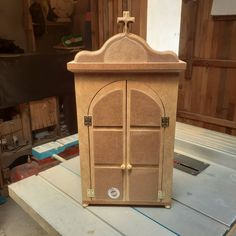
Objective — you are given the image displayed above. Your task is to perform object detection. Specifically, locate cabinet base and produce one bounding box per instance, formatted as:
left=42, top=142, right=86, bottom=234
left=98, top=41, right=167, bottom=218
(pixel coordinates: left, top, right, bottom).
left=82, top=200, right=171, bottom=207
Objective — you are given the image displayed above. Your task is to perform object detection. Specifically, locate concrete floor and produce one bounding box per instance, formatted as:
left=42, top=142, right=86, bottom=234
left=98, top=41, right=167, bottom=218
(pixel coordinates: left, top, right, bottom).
left=0, top=197, right=48, bottom=236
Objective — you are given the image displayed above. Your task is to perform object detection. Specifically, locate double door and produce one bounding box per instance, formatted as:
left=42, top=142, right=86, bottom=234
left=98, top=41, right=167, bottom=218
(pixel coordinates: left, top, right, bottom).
left=88, top=80, right=165, bottom=202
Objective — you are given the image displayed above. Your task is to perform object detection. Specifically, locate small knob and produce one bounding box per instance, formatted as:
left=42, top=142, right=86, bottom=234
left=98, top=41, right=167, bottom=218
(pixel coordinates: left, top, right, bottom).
left=120, top=164, right=126, bottom=170
left=127, top=164, right=132, bottom=170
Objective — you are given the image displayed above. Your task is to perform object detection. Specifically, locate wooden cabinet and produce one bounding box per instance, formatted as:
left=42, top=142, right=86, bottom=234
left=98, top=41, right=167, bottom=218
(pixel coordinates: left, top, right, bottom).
left=68, top=12, right=186, bottom=207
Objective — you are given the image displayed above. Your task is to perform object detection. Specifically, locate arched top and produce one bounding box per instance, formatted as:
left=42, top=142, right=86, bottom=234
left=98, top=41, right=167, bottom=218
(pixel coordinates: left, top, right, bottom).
left=88, top=81, right=125, bottom=127
left=67, top=33, right=186, bottom=73
left=74, top=33, right=178, bottom=63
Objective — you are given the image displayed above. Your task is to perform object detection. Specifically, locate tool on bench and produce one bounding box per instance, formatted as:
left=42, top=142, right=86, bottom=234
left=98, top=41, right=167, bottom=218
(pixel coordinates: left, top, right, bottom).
left=174, top=152, right=210, bottom=176
left=32, top=134, right=79, bottom=162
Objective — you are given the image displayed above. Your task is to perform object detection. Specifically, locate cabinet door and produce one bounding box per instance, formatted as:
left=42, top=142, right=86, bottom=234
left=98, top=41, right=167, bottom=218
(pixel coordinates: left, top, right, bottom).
left=127, top=81, right=164, bottom=202
left=88, top=81, right=126, bottom=201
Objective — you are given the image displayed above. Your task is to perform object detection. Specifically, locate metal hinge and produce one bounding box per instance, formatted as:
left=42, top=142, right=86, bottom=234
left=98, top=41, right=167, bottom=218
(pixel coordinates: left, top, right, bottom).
left=84, top=116, right=92, bottom=126
left=87, top=189, right=95, bottom=198
left=158, top=190, right=165, bottom=200
left=161, top=117, right=169, bottom=128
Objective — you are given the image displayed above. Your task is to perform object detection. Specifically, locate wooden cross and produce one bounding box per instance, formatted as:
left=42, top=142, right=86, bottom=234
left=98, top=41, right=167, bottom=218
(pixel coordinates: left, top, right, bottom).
left=117, top=11, right=135, bottom=34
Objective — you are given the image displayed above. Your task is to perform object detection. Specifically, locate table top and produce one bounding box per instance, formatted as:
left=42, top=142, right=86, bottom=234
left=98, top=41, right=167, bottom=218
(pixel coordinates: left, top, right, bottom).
left=9, top=123, right=236, bottom=236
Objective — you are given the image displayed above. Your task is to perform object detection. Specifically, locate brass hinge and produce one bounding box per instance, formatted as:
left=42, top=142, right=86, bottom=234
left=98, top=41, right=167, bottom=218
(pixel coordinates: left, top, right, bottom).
left=84, top=116, right=92, bottom=126
left=158, top=190, right=165, bottom=200
left=161, top=117, right=169, bottom=128
left=87, top=189, right=95, bottom=198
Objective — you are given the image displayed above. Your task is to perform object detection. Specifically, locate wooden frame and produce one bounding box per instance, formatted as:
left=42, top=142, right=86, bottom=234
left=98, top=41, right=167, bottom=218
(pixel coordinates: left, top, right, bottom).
left=68, top=13, right=186, bottom=207
left=178, top=0, right=236, bottom=136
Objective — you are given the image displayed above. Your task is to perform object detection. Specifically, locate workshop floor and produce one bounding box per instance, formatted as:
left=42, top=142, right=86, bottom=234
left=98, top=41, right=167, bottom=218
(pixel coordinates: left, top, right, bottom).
left=0, top=197, right=48, bottom=236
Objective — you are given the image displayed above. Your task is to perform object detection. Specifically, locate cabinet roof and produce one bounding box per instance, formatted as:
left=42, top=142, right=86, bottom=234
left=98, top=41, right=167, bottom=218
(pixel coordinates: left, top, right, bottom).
left=67, top=33, right=186, bottom=73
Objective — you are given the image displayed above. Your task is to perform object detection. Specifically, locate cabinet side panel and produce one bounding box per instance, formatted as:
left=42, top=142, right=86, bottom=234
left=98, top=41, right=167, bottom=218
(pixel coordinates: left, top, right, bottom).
left=74, top=77, right=91, bottom=202
left=162, top=77, right=179, bottom=204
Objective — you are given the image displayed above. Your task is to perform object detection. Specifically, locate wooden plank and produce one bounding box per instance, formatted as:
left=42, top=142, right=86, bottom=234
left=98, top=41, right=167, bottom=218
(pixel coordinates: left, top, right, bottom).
left=68, top=62, right=186, bottom=73
left=60, top=156, right=80, bottom=174
left=180, top=59, right=236, bottom=68
left=9, top=176, right=122, bottom=236
left=0, top=116, right=22, bottom=136
left=179, top=0, right=199, bottom=79
left=117, top=0, right=123, bottom=33
left=30, top=97, right=58, bottom=131
left=39, top=165, right=176, bottom=236
left=139, top=0, right=147, bottom=39
left=98, top=0, right=104, bottom=47
left=91, top=0, right=99, bottom=50
left=175, top=121, right=236, bottom=169
left=173, top=164, right=236, bottom=227
left=19, top=103, right=32, bottom=145
left=177, top=0, right=236, bottom=136
left=43, top=159, right=229, bottom=236
left=94, top=0, right=147, bottom=46
left=103, top=0, right=109, bottom=41
left=136, top=201, right=229, bottom=236
left=113, top=0, right=118, bottom=35
left=108, top=0, right=114, bottom=37
left=177, top=110, right=236, bottom=129
left=9, top=188, right=60, bottom=236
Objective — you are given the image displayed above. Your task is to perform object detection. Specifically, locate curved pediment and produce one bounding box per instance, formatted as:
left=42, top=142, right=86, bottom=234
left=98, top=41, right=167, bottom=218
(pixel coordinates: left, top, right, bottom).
left=74, top=33, right=179, bottom=63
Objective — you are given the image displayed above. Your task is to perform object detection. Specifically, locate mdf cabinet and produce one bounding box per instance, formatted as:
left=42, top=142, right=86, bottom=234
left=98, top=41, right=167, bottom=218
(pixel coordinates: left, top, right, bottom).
left=68, top=12, right=186, bottom=207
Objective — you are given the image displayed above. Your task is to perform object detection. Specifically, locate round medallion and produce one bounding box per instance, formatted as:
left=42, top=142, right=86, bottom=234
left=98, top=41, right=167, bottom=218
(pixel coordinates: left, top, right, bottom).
left=107, top=187, right=120, bottom=199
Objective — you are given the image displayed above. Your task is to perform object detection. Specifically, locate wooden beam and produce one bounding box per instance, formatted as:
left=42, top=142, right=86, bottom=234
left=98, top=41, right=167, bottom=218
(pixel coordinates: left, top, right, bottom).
left=177, top=111, right=236, bottom=129
left=193, top=58, right=236, bottom=69
left=212, top=15, right=236, bottom=21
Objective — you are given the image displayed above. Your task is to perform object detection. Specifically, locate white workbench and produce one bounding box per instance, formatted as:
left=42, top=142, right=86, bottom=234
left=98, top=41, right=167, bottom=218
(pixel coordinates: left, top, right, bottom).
left=9, top=123, right=236, bottom=236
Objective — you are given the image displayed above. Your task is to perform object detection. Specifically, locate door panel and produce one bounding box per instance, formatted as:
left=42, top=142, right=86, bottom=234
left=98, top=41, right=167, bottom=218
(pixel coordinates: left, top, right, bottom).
left=88, top=81, right=126, bottom=201
left=127, top=81, right=164, bottom=202
left=93, top=130, right=123, bottom=165
left=130, top=131, right=161, bottom=165
left=94, top=168, right=123, bottom=200
left=89, top=80, right=164, bottom=203
left=128, top=168, right=159, bottom=201
left=130, top=90, right=161, bottom=126
left=93, top=90, right=123, bottom=127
